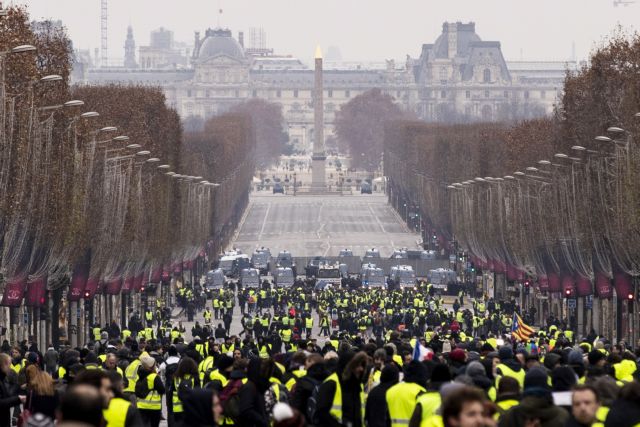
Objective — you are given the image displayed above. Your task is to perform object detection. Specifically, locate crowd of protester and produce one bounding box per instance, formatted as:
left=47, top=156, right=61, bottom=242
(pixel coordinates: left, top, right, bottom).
left=0, top=282, right=638, bottom=427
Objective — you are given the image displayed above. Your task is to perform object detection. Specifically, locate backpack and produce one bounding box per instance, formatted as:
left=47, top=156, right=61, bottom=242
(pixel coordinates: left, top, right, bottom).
left=305, top=377, right=322, bottom=425
left=135, top=375, right=151, bottom=399
left=219, top=379, right=244, bottom=421
left=264, top=383, right=289, bottom=416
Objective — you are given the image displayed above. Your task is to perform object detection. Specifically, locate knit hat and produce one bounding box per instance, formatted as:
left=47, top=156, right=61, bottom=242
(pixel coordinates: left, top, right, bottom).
left=524, top=367, right=549, bottom=391
left=466, top=361, right=486, bottom=378
left=217, top=355, right=234, bottom=372
left=430, top=363, right=452, bottom=384
left=588, top=350, right=606, bottom=366
left=404, top=360, right=429, bottom=388
left=449, top=348, right=466, bottom=363
left=25, top=413, right=54, bottom=427
left=568, top=350, right=584, bottom=366
left=552, top=366, right=577, bottom=392
left=498, top=345, right=514, bottom=361
left=140, top=355, right=156, bottom=370
left=380, top=364, right=400, bottom=384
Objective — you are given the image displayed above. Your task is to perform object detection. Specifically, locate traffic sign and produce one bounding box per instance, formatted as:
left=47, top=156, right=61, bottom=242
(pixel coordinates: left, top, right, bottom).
left=567, top=298, right=576, bottom=309
left=449, top=255, right=456, bottom=264
left=586, top=295, right=593, bottom=309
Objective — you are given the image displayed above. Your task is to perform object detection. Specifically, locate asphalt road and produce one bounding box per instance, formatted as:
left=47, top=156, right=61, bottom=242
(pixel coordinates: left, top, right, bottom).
left=232, top=193, right=421, bottom=257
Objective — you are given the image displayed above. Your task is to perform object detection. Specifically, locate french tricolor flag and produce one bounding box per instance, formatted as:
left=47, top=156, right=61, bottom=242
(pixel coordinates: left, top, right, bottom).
left=412, top=340, right=434, bottom=361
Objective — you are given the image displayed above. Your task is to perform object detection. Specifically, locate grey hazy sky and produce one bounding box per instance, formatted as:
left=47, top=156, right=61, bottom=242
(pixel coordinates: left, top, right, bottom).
left=22, top=0, right=639, bottom=65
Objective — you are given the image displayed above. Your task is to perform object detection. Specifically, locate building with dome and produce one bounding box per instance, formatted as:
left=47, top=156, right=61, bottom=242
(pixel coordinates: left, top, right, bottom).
left=78, top=22, right=577, bottom=152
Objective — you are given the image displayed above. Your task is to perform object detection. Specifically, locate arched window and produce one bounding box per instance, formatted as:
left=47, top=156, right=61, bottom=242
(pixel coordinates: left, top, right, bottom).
left=483, top=68, right=491, bottom=83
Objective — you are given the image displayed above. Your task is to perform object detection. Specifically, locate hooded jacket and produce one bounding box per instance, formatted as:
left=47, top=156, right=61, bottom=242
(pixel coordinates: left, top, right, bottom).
left=177, top=389, right=215, bottom=427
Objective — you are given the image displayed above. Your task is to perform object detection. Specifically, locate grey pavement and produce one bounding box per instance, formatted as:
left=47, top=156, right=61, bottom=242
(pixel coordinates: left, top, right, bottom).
left=232, top=193, right=421, bottom=257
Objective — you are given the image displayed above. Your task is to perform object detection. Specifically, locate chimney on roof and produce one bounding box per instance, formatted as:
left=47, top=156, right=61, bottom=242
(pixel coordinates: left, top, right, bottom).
left=447, top=22, right=458, bottom=59
left=238, top=31, right=244, bottom=48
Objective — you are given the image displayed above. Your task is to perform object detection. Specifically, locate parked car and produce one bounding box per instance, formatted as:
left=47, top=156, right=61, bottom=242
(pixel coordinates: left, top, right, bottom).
left=273, top=182, right=284, bottom=194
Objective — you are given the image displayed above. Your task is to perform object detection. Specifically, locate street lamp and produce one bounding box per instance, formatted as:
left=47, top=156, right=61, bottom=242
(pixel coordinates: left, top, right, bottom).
left=40, top=74, right=63, bottom=83
left=80, top=111, right=99, bottom=119
left=63, top=100, right=84, bottom=108
left=126, top=144, right=141, bottom=149
left=10, top=45, right=37, bottom=54
left=113, top=135, right=129, bottom=142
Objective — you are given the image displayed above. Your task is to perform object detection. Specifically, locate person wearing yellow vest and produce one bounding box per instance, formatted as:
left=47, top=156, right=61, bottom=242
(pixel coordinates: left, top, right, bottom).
left=493, top=376, right=520, bottom=418
left=495, top=346, right=525, bottom=389
left=92, top=324, right=103, bottom=342
left=103, top=353, right=128, bottom=388
left=145, top=309, right=154, bottom=327
left=135, top=355, right=165, bottom=427
left=170, top=357, right=200, bottom=424
left=281, top=326, right=293, bottom=351
left=305, top=315, right=314, bottom=338
left=316, top=351, right=368, bottom=427
left=386, top=360, right=430, bottom=427
left=99, top=369, right=144, bottom=427
left=408, top=362, right=451, bottom=427
left=123, top=355, right=142, bottom=401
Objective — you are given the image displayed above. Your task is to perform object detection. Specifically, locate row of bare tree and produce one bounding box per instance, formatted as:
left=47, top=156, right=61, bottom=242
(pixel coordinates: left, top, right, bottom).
left=0, top=6, right=254, bottom=299
left=385, top=30, right=640, bottom=294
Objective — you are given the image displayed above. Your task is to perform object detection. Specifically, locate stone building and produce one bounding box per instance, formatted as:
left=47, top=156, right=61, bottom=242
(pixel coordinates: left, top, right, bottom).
left=77, top=22, right=577, bottom=153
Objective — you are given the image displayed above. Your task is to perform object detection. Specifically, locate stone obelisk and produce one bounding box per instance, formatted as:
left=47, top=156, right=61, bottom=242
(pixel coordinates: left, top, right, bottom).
left=311, top=45, right=326, bottom=192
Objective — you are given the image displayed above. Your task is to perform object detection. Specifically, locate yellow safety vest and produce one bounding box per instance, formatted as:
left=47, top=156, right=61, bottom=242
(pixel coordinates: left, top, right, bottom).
left=221, top=343, right=234, bottom=353
left=195, top=343, right=205, bottom=357
left=171, top=330, right=180, bottom=341
left=259, top=345, right=271, bottom=358
left=305, top=318, right=313, bottom=328
left=209, top=369, right=229, bottom=387
left=496, top=363, right=526, bottom=389
left=122, top=330, right=131, bottom=340
left=416, top=391, right=441, bottom=425
left=123, top=360, right=141, bottom=393
left=145, top=311, right=153, bottom=321
left=281, top=329, right=292, bottom=343
left=421, top=414, right=444, bottom=427
left=386, top=382, right=426, bottom=427
left=613, top=360, right=636, bottom=382
left=198, top=356, right=214, bottom=381
left=93, top=327, right=102, bottom=341
left=172, top=376, right=194, bottom=413
left=324, top=372, right=365, bottom=425
left=144, top=328, right=154, bottom=340
left=496, top=399, right=519, bottom=415
left=11, top=360, right=25, bottom=375
left=103, top=397, right=130, bottom=427
left=137, top=373, right=162, bottom=410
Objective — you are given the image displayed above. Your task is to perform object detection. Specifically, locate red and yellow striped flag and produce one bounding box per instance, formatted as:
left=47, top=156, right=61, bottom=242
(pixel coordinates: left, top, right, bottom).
left=511, top=313, right=534, bottom=341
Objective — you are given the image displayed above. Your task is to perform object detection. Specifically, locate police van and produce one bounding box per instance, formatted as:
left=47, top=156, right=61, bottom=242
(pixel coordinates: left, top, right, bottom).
left=218, top=252, right=250, bottom=278
left=427, top=268, right=457, bottom=292
left=317, top=262, right=342, bottom=286
left=250, top=247, right=271, bottom=274
left=360, top=263, right=386, bottom=288
left=390, top=265, right=417, bottom=290
left=205, top=268, right=225, bottom=293
left=274, top=267, right=295, bottom=288
left=240, top=268, right=261, bottom=289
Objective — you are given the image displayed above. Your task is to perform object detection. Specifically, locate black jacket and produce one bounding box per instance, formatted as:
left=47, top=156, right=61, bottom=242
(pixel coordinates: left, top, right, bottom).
left=290, top=362, right=328, bottom=422
left=0, top=371, right=20, bottom=427
left=237, top=381, right=269, bottom=427
left=316, top=377, right=363, bottom=427
left=365, top=381, right=394, bottom=427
